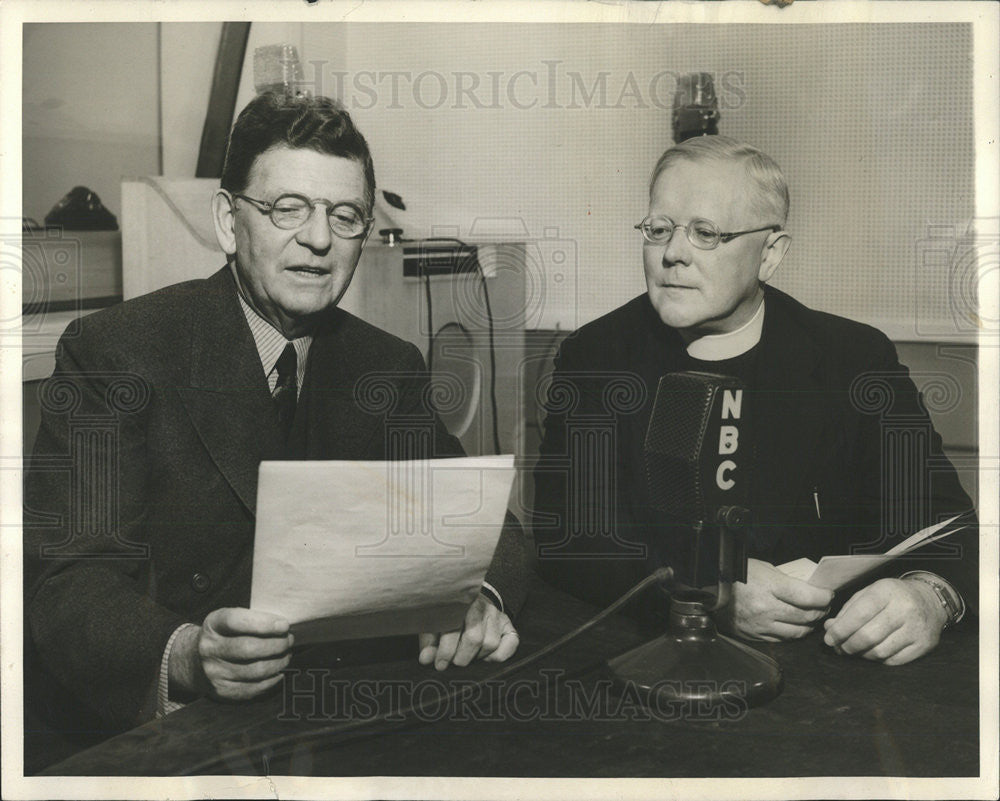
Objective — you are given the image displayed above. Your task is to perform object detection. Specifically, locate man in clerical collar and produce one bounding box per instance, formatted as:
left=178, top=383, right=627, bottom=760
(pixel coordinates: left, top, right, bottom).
left=533, top=135, right=975, bottom=665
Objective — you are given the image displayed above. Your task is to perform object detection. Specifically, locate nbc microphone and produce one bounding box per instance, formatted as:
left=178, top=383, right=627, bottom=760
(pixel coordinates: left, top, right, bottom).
left=643, top=371, right=750, bottom=606
left=607, top=371, right=782, bottom=710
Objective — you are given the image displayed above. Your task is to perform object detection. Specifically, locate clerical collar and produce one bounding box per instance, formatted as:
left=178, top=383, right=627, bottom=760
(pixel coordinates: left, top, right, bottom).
left=685, top=299, right=765, bottom=361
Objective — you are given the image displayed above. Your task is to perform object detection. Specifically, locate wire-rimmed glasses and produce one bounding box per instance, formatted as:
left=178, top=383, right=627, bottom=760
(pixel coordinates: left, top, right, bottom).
left=234, top=192, right=373, bottom=239
left=635, top=215, right=781, bottom=250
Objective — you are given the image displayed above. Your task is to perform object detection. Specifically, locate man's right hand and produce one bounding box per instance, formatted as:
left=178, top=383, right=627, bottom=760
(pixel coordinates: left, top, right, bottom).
left=169, top=608, right=294, bottom=702
left=724, top=558, right=834, bottom=642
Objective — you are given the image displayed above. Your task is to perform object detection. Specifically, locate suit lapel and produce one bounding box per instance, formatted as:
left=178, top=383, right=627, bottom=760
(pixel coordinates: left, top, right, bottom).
left=751, top=289, right=828, bottom=526
left=292, top=311, right=386, bottom=460
left=620, top=298, right=689, bottom=505
left=177, top=268, right=284, bottom=514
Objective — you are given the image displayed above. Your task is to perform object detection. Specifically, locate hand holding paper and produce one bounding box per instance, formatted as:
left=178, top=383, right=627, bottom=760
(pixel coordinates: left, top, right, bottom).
left=168, top=608, right=295, bottom=702
left=250, top=456, right=516, bottom=646
left=725, top=558, right=834, bottom=642
left=418, top=594, right=519, bottom=671
left=769, top=514, right=967, bottom=665
left=776, top=515, right=965, bottom=590
left=822, top=577, right=949, bottom=665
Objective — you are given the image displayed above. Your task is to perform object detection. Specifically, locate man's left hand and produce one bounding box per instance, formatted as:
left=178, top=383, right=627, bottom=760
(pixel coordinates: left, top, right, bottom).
left=822, top=578, right=948, bottom=665
left=418, top=594, right=519, bottom=671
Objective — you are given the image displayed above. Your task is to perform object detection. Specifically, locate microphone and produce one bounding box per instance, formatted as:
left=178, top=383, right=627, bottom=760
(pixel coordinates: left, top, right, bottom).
left=606, top=371, right=782, bottom=711
left=671, top=72, right=720, bottom=143
left=644, top=371, right=749, bottom=600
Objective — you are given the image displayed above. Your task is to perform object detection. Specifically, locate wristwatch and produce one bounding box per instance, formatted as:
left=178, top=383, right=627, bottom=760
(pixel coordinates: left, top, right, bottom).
left=900, top=571, right=965, bottom=628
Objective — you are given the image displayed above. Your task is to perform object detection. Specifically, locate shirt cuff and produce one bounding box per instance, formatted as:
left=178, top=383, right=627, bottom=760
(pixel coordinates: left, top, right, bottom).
left=480, top=581, right=504, bottom=615
left=899, top=571, right=966, bottom=626
left=157, top=622, right=199, bottom=719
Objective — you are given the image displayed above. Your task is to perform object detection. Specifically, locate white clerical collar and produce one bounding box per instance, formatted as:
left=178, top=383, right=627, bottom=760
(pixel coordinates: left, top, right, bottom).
left=685, top=298, right=765, bottom=361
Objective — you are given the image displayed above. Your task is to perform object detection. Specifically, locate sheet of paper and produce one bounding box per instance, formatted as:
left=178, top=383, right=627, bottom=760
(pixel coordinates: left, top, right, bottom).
left=775, top=557, right=818, bottom=582
left=250, top=455, right=516, bottom=645
left=802, top=554, right=895, bottom=591
left=884, top=513, right=962, bottom=556
left=776, top=515, right=967, bottom=591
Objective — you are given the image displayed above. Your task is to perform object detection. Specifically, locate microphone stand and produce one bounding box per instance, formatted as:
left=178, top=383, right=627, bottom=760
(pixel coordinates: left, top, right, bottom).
left=606, top=505, right=783, bottom=710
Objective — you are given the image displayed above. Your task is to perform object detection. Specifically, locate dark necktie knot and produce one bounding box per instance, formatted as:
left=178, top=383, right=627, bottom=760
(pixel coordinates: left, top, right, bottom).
left=273, top=343, right=297, bottom=440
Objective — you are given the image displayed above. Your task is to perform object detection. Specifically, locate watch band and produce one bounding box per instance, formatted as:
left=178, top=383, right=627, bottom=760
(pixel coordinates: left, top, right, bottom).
left=900, top=571, right=965, bottom=628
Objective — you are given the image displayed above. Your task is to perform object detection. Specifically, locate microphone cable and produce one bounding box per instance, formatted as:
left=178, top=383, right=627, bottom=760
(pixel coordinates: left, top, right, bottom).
left=182, top=567, right=673, bottom=775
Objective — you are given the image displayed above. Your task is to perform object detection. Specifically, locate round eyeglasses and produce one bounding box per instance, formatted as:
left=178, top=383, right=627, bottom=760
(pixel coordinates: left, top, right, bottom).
left=635, top=215, right=781, bottom=250
left=234, top=193, right=373, bottom=239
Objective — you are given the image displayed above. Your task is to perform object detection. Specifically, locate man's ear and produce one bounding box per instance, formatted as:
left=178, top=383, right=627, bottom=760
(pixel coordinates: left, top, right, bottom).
left=212, top=189, right=237, bottom=256
left=758, top=230, right=791, bottom=284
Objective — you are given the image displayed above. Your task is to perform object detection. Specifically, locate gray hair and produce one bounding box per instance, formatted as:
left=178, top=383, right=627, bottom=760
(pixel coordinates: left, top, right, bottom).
left=649, top=135, right=789, bottom=226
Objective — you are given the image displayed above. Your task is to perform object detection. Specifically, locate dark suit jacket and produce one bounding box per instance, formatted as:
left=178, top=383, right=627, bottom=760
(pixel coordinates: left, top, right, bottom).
left=25, top=267, right=527, bottom=742
left=533, top=286, right=977, bottom=620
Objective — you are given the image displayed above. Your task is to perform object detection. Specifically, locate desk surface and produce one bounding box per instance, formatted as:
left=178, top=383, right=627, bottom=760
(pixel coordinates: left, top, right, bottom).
left=44, top=577, right=979, bottom=778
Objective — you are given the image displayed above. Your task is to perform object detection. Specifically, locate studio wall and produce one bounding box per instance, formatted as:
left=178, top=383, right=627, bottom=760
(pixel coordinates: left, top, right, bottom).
left=22, top=23, right=160, bottom=223
left=300, top=23, right=976, bottom=338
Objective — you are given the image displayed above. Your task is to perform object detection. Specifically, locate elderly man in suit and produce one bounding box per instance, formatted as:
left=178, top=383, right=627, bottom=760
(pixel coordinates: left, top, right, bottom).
left=533, top=135, right=976, bottom=665
left=24, top=93, right=525, bottom=763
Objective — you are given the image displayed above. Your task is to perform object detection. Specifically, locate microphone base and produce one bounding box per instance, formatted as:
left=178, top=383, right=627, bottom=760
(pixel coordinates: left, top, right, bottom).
left=606, top=602, right=783, bottom=711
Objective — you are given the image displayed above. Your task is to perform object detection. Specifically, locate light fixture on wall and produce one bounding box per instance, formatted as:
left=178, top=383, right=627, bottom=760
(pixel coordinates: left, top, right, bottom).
left=253, top=44, right=310, bottom=98
left=672, top=72, right=720, bottom=143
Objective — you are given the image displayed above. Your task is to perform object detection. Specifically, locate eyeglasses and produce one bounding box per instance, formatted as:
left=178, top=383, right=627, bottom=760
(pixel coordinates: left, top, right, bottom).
left=234, top=192, right=373, bottom=239
left=634, top=215, right=781, bottom=250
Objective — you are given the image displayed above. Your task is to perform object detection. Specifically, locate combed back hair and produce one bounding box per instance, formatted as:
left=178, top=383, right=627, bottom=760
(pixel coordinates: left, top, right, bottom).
left=649, top=135, right=790, bottom=226
left=221, top=92, right=376, bottom=213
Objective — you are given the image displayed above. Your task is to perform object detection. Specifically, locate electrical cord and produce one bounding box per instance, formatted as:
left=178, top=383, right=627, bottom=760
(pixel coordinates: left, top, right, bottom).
left=420, top=237, right=501, bottom=455
left=371, top=234, right=499, bottom=450
left=423, top=270, right=433, bottom=373
left=182, top=567, right=673, bottom=775
left=478, top=257, right=501, bottom=455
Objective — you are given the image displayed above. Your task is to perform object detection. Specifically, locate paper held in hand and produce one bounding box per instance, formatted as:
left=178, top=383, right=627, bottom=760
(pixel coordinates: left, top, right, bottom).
left=776, top=514, right=966, bottom=590
left=250, top=455, right=516, bottom=645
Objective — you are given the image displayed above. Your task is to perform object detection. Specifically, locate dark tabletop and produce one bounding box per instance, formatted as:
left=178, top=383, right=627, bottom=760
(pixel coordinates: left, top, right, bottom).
left=43, top=575, right=979, bottom=778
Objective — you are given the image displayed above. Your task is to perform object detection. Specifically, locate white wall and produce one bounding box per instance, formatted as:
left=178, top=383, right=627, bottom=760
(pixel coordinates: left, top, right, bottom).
left=22, top=22, right=160, bottom=222
left=160, top=22, right=307, bottom=177
left=160, top=23, right=222, bottom=177
left=22, top=21, right=977, bottom=339
left=304, top=22, right=661, bottom=331
left=297, top=23, right=975, bottom=337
